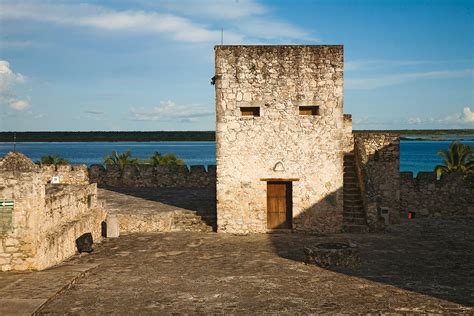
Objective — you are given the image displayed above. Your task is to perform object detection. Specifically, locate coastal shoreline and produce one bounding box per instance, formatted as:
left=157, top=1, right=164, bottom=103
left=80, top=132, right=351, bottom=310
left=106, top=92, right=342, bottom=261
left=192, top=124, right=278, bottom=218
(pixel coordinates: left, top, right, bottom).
left=0, top=129, right=473, bottom=142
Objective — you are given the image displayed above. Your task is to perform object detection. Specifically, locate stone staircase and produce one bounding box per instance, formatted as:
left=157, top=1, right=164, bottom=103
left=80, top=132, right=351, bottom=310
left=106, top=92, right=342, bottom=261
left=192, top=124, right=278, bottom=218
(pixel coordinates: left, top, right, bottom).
left=343, top=153, right=369, bottom=233
left=171, top=210, right=213, bottom=232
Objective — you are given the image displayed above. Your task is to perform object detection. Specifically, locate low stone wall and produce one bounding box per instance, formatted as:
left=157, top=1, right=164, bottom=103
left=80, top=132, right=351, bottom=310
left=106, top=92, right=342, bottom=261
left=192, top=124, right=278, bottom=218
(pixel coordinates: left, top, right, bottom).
left=400, top=172, right=474, bottom=217
left=40, top=164, right=89, bottom=185
left=89, top=164, right=216, bottom=188
left=353, top=133, right=400, bottom=229
left=0, top=152, right=105, bottom=271
left=41, top=184, right=98, bottom=236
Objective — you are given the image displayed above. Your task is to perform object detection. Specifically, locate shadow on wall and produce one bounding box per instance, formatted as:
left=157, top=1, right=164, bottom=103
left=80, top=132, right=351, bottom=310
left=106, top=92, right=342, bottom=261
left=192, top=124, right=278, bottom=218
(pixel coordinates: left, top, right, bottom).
left=101, top=186, right=217, bottom=230
left=89, top=164, right=216, bottom=189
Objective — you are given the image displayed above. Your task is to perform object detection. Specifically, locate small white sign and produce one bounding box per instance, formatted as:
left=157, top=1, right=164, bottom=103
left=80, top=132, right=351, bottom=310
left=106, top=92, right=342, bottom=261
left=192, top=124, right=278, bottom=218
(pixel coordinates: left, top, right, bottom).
left=51, top=176, right=60, bottom=184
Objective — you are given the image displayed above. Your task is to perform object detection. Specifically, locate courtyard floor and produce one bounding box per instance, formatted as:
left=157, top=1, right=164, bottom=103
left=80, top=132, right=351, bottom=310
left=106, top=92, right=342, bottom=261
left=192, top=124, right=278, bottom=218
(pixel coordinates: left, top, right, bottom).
left=26, top=215, right=474, bottom=314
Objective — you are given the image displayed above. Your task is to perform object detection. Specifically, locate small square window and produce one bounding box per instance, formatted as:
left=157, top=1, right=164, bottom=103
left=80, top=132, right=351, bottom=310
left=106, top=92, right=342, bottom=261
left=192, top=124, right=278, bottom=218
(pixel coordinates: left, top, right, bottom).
left=299, top=106, right=319, bottom=116
left=240, top=107, right=260, bottom=117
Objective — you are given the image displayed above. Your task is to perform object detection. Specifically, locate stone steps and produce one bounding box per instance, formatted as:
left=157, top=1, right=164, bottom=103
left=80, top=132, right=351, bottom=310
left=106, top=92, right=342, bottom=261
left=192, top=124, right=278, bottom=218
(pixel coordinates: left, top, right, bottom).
left=343, top=178, right=358, bottom=184
left=343, top=194, right=361, bottom=199
left=343, top=153, right=368, bottom=231
left=343, top=187, right=360, bottom=194
left=342, top=217, right=366, bottom=225
left=344, top=201, right=363, bottom=208
left=342, top=224, right=370, bottom=234
left=343, top=211, right=365, bottom=218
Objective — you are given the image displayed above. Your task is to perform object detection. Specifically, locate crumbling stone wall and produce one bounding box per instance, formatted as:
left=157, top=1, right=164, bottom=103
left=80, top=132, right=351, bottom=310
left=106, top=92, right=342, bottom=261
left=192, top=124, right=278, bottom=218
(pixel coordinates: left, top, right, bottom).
left=0, top=152, right=105, bottom=271
left=353, top=133, right=400, bottom=229
left=215, top=45, right=346, bottom=233
left=40, top=164, right=89, bottom=185
left=89, top=164, right=216, bottom=188
left=400, top=172, right=474, bottom=217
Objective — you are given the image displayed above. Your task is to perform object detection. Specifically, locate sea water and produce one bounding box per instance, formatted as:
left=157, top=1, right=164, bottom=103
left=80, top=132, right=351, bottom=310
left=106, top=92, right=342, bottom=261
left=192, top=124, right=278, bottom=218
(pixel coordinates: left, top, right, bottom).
left=1, top=140, right=472, bottom=175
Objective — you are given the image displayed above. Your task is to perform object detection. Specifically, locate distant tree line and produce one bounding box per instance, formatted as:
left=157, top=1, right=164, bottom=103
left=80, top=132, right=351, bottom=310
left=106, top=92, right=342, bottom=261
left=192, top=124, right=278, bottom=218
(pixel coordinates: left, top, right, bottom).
left=356, top=129, right=474, bottom=136
left=36, top=150, right=185, bottom=168
left=0, top=131, right=216, bottom=142
left=0, top=130, right=472, bottom=142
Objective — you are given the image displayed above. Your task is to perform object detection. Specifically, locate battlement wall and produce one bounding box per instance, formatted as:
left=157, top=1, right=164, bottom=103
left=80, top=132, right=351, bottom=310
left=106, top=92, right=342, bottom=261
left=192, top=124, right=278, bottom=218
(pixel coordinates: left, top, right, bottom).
left=89, top=164, right=216, bottom=188
left=400, top=171, right=474, bottom=217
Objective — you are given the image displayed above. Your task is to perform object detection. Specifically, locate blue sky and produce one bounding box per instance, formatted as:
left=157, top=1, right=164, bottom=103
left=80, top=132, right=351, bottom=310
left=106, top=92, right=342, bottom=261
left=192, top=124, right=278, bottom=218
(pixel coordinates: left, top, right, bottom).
left=0, top=0, right=473, bottom=131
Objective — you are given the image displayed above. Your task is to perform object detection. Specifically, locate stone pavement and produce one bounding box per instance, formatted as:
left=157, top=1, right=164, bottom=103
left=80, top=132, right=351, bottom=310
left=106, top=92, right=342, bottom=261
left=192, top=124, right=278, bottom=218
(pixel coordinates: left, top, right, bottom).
left=0, top=263, right=98, bottom=315
left=33, top=216, right=473, bottom=314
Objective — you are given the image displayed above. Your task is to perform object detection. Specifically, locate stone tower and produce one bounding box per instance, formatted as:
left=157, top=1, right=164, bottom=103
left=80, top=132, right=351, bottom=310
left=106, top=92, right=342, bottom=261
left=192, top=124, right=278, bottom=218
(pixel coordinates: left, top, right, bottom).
left=215, top=45, right=349, bottom=234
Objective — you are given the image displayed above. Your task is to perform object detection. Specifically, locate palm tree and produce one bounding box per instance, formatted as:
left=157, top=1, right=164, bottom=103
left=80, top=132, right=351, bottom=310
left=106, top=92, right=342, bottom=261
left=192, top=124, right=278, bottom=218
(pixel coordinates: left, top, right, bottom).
left=434, top=141, right=473, bottom=178
left=103, top=150, right=138, bottom=170
left=149, top=151, right=184, bottom=166
left=39, top=155, right=69, bottom=166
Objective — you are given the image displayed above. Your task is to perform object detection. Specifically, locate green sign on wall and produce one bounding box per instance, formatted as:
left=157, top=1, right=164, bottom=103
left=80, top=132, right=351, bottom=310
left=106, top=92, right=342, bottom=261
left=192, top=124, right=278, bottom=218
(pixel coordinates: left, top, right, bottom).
left=0, top=200, right=14, bottom=234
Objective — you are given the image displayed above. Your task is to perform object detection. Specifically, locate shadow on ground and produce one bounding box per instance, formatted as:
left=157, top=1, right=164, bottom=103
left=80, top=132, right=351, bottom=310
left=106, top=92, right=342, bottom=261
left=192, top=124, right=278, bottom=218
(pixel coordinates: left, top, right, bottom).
left=269, top=215, right=474, bottom=307
left=98, top=150, right=473, bottom=308
left=100, top=186, right=217, bottom=229
left=267, top=142, right=473, bottom=307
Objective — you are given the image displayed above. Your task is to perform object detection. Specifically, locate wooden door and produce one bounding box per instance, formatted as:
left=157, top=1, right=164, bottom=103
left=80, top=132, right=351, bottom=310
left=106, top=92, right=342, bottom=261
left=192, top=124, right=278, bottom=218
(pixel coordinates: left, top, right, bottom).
left=267, top=182, right=292, bottom=229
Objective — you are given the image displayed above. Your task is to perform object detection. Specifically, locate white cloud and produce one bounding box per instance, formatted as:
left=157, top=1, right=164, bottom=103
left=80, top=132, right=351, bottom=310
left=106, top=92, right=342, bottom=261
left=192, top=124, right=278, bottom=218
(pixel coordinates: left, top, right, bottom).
left=0, top=1, right=311, bottom=43
left=462, top=106, right=474, bottom=123
left=353, top=107, right=474, bottom=129
left=159, top=0, right=267, bottom=19
left=0, top=60, right=30, bottom=111
left=9, top=100, right=30, bottom=110
left=80, top=11, right=233, bottom=42
left=130, top=100, right=213, bottom=122
left=347, top=69, right=474, bottom=90
left=406, top=106, right=474, bottom=126
left=0, top=60, right=25, bottom=92
left=0, top=2, right=238, bottom=43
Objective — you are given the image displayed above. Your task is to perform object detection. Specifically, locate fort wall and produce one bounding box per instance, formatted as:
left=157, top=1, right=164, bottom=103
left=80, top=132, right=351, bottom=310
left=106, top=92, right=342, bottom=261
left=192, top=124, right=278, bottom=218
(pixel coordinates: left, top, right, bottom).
left=353, top=133, right=400, bottom=229
left=400, top=171, right=473, bottom=217
left=0, top=152, right=105, bottom=271
left=89, top=164, right=216, bottom=188
left=40, top=164, right=89, bottom=185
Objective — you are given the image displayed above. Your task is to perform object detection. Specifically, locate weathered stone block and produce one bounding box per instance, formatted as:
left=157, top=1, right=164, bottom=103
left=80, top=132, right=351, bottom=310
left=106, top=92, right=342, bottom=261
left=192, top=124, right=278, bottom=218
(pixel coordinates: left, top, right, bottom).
left=106, top=214, right=120, bottom=238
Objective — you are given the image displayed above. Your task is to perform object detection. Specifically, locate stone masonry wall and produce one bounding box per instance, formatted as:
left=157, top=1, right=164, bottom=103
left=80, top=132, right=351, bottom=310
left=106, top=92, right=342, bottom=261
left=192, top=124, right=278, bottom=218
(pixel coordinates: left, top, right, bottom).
left=89, top=164, right=216, bottom=188
left=400, top=172, right=474, bottom=217
left=215, top=45, right=346, bottom=234
left=353, top=133, right=400, bottom=229
left=0, top=153, right=44, bottom=271
left=343, top=114, right=354, bottom=153
left=0, top=152, right=105, bottom=271
left=40, top=164, right=89, bottom=185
